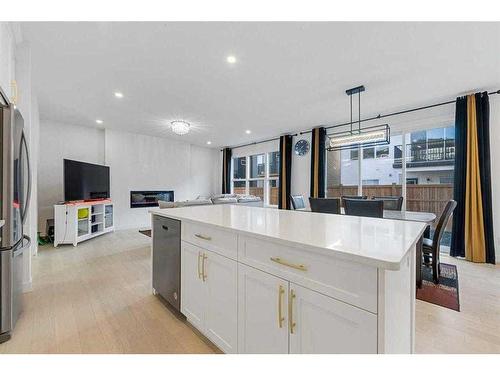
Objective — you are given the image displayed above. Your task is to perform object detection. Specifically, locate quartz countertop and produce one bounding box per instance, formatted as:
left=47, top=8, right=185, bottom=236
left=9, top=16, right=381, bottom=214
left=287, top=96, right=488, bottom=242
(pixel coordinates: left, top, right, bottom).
left=150, top=205, right=426, bottom=270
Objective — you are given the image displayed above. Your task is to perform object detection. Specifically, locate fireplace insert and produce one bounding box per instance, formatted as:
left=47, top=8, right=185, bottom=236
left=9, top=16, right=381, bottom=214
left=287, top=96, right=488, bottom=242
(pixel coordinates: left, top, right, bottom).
left=130, top=190, right=174, bottom=208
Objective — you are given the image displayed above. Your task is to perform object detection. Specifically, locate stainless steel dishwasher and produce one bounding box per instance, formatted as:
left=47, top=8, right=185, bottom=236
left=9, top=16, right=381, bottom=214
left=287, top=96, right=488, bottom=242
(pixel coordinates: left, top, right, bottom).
left=152, top=215, right=181, bottom=311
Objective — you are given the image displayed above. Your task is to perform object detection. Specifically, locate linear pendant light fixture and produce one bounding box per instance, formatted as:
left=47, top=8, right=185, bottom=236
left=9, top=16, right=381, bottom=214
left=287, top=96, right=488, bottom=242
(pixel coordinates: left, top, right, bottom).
left=327, top=85, right=390, bottom=151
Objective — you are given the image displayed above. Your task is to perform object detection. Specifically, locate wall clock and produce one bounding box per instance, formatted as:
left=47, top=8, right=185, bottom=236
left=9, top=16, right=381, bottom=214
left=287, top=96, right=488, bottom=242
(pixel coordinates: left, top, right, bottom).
left=294, top=139, right=310, bottom=156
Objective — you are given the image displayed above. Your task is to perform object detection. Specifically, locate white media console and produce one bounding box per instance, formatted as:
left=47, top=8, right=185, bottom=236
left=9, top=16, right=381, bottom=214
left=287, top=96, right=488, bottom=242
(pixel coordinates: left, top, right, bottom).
left=54, top=200, right=114, bottom=247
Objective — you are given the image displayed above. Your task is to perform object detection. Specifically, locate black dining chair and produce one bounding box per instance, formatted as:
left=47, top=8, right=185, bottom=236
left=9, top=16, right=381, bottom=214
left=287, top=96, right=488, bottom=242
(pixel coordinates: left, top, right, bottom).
left=341, top=195, right=367, bottom=200
left=344, top=198, right=384, bottom=218
left=372, top=196, right=404, bottom=211
left=290, top=195, right=306, bottom=210
left=309, top=198, right=341, bottom=214
left=422, top=199, right=457, bottom=283
left=341, top=195, right=367, bottom=208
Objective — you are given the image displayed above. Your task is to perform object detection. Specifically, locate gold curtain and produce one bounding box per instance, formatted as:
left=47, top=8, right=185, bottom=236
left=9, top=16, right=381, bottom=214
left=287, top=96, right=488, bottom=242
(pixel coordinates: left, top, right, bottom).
left=464, top=94, right=486, bottom=262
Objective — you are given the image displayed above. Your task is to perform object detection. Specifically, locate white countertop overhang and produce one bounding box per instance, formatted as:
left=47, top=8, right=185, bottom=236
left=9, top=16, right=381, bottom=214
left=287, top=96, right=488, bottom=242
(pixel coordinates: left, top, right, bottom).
left=150, top=205, right=426, bottom=270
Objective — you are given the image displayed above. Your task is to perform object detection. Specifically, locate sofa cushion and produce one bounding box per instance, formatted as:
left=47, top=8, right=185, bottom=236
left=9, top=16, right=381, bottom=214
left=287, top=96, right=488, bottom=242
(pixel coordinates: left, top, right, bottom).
left=158, top=200, right=175, bottom=209
left=176, top=199, right=213, bottom=207
left=211, top=197, right=238, bottom=204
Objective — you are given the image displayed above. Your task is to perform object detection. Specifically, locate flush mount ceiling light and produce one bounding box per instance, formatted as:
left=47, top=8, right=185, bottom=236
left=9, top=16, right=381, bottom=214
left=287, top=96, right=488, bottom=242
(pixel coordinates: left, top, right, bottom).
left=327, top=85, right=390, bottom=151
left=170, top=120, right=191, bottom=135
left=206, top=141, right=212, bottom=145
left=95, top=119, right=103, bottom=124
left=245, top=130, right=251, bottom=134
left=226, top=55, right=237, bottom=64
left=114, top=92, right=124, bottom=98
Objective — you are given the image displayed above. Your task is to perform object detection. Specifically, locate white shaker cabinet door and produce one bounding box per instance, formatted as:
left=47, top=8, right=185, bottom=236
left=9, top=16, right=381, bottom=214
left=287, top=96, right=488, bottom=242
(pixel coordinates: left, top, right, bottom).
left=238, top=264, right=289, bottom=354
left=180, top=242, right=205, bottom=331
left=204, top=250, right=238, bottom=353
left=289, top=284, right=378, bottom=354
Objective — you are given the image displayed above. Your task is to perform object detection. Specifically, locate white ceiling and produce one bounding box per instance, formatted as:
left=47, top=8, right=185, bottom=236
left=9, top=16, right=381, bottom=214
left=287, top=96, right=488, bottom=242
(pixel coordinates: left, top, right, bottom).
left=21, top=22, right=500, bottom=148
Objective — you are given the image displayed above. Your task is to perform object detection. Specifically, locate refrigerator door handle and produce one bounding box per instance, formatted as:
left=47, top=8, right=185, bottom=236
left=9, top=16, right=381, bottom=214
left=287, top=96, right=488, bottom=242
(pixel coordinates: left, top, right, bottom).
left=19, top=131, right=31, bottom=225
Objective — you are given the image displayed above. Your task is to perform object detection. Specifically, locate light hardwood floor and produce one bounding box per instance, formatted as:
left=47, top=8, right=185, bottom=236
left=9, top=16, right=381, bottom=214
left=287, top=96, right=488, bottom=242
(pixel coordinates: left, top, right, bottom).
left=0, top=229, right=499, bottom=354
left=0, top=230, right=217, bottom=354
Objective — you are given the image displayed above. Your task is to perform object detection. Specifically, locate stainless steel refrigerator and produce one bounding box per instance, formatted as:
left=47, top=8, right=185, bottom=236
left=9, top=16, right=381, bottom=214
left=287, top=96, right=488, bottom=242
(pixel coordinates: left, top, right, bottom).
left=0, top=87, right=31, bottom=344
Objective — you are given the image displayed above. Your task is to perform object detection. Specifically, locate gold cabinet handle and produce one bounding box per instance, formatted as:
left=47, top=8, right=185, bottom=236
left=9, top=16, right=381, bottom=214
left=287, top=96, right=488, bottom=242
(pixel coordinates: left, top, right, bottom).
left=289, top=289, right=296, bottom=334
left=197, top=252, right=203, bottom=279
left=202, top=253, right=208, bottom=281
left=270, top=257, right=307, bottom=271
left=278, top=285, right=285, bottom=328
left=195, top=233, right=212, bottom=241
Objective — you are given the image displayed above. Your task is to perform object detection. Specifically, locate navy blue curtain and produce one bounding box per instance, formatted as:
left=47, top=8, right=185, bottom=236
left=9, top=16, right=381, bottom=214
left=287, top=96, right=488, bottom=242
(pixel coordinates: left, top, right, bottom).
left=222, top=148, right=232, bottom=194
left=450, top=97, right=467, bottom=258
left=310, top=127, right=326, bottom=198
left=476, top=93, right=496, bottom=264
left=450, top=93, right=495, bottom=264
left=278, top=135, right=293, bottom=210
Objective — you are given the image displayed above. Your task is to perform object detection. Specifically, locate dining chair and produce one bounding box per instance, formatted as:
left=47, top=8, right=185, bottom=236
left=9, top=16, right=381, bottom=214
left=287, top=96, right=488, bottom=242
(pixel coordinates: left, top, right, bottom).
left=309, top=197, right=341, bottom=214
left=341, top=195, right=367, bottom=200
left=344, top=198, right=384, bottom=218
left=341, top=195, right=367, bottom=208
left=372, top=196, right=404, bottom=211
left=290, top=195, right=306, bottom=210
left=422, top=199, right=457, bottom=283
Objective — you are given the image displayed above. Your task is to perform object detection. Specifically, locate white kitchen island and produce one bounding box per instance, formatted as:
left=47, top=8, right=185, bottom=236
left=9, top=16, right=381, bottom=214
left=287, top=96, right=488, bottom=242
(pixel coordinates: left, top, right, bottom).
left=150, top=204, right=426, bottom=354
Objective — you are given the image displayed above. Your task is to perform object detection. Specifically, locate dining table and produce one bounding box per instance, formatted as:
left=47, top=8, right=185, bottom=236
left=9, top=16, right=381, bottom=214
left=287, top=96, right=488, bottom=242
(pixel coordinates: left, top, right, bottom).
left=304, top=207, right=436, bottom=288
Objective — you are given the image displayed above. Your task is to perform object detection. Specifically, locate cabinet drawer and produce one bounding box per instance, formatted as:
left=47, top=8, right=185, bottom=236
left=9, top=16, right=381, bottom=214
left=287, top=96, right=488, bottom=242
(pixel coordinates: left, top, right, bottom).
left=182, top=222, right=238, bottom=260
left=238, top=235, right=378, bottom=313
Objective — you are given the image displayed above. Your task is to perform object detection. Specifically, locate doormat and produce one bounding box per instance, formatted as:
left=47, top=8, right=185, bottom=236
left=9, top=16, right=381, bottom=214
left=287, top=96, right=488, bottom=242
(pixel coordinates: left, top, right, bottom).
left=139, top=229, right=152, bottom=237
left=416, top=263, right=460, bottom=311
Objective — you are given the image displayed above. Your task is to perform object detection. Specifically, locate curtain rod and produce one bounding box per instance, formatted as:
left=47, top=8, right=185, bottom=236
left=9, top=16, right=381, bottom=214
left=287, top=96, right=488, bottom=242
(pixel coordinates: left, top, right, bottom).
left=223, top=89, right=500, bottom=151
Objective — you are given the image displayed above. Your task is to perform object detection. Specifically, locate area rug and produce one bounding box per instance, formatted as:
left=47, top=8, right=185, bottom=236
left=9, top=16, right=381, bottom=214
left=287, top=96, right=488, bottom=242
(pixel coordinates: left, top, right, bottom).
left=416, top=263, right=460, bottom=311
left=139, top=229, right=152, bottom=237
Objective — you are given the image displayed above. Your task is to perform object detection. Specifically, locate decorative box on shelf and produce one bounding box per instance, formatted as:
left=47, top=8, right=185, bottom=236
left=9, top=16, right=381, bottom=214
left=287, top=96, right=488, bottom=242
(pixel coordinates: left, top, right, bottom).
left=54, top=199, right=114, bottom=247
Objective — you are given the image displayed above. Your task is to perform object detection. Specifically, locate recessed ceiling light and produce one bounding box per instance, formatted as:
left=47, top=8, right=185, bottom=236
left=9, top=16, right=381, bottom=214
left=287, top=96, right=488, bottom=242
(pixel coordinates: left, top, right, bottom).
left=226, top=55, right=237, bottom=64
left=96, top=119, right=103, bottom=124
left=206, top=141, right=212, bottom=145
left=170, top=120, right=190, bottom=135
left=245, top=130, right=251, bottom=134
left=114, top=92, right=124, bottom=98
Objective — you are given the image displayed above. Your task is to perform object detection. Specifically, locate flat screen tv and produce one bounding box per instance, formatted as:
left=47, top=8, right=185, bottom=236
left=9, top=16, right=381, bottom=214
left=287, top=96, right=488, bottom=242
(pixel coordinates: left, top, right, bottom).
left=64, top=159, right=110, bottom=201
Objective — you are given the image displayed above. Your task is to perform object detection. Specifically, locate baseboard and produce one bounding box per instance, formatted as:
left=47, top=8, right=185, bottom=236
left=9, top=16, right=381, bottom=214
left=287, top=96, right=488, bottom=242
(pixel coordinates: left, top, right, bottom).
left=22, top=280, right=33, bottom=293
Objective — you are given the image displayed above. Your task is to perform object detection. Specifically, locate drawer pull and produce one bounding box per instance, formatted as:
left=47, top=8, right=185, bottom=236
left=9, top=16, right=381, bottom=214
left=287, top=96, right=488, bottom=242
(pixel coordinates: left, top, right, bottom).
left=195, top=233, right=212, bottom=241
left=270, top=257, right=307, bottom=271
left=278, top=285, right=285, bottom=328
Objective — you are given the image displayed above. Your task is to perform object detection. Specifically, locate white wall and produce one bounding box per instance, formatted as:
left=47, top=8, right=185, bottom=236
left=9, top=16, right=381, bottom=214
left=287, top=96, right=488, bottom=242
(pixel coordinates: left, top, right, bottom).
left=37, top=124, right=219, bottom=231
left=38, top=121, right=105, bottom=231
left=105, top=129, right=219, bottom=229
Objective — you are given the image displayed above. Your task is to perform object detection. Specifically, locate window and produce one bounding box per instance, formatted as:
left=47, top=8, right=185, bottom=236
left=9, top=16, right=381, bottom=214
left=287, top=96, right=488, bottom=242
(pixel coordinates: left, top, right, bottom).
left=406, top=178, right=418, bottom=185
left=376, top=146, right=389, bottom=158
left=327, top=125, right=455, bottom=254
left=233, top=157, right=246, bottom=179
left=268, top=151, right=280, bottom=177
left=250, top=154, right=265, bottom=178
left=363, top=147, right=375, bottom=159
left=233, top=180, right=246, bottom=194
left=362, top=179, right=379, bottom=185
left=231, top=151, right=280, bottom=207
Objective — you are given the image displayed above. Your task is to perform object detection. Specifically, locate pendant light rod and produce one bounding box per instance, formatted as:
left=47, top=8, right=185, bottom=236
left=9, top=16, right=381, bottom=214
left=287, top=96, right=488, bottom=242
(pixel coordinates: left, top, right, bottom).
left=223, top=89, right=500, bottom=151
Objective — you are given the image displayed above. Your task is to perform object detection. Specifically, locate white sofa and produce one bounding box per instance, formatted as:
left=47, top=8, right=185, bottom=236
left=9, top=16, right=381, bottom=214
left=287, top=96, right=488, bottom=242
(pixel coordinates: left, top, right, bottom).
left=158, top=194, right=263, bottom=209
